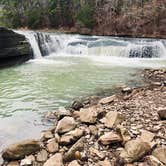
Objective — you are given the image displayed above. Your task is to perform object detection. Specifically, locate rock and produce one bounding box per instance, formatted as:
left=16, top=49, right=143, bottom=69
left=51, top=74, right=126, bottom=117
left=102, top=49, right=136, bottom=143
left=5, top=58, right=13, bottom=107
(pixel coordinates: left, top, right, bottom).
left=120, top=139, right=151, bottom=163
left=7, top=161, right=19, bottom=166
left=99, top=95, right=116, bottom=105
left=56, top=116, right=76, bottom=134
left=54, top=107, right=71, bottom=119
left=122, top=87, right=132, bottom=93
left=46, top=138, right=59, bottom=153
left=89, top=125, right=98, bottom=136
left=0, top=27, right=33, bottom=68
left=117, top=125, right=131, bottom=144
left=103, top=111, right=124, bottom=128
left=152, top=147, right=166, bottom=164
left=71, top=100, right=84, bottom=110
left=42, top=130, right=54, bottom=140
left=96, top=159, right=112, bottom=166
left=158, top=108, right=166, bottom=120
left=140, top=130, right=155, bottom=143
left=60, top=128, right=84, bottom=145
left=20, top=155, right=35, bottom=166
left=99, top=132, right=122, bottom=145
left=89, top=147, right=105, bottom=159
left=68, top=160, right=80, bottom=166
left=36, top=149, right=48, bottom=162
left=145, top=155, right=164, bottom=166
left=43, top=153, right=63, bottom=166
left=63, top=137, right=85, bottom=162
left=2, top=140, right=40, bottom=160
left=79, top=107, right=98, bottom=124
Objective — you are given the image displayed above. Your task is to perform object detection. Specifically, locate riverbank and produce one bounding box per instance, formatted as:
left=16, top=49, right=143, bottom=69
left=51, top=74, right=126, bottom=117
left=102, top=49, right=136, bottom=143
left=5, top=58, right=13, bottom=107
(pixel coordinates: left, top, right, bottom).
left=1, top=69, right=166, bottom=166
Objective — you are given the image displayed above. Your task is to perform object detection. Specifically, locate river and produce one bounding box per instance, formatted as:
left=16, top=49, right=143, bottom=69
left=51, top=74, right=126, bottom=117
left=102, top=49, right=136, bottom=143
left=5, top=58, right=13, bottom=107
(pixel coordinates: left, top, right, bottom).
left=0, top=31, right=166, bottom=152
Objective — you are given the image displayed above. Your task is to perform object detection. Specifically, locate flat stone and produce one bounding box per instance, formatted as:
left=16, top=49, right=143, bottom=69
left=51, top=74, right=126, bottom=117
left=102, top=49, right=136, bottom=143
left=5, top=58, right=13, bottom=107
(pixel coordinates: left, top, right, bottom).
left=2, top=140, right=40, bottom=160
left=42, top=130, right=54, bottom=140
left=120, top=139, right=151, bottom=163
left=36, top=149, right=48, bottom=162
left=7, top=161, right=19, bottom=166
left=20, top=155, right=35, bottom=166
left=99, top=95, right=116, bottom=105
left=60, top=128, right=84, bottom=145
left=96, top=159, right=112, bottom=166
left=117, top=125, right=131, bottom=144
left=158, top=108, right=166, bottom=120
left=68, top=160, right=80, bottom=166
left=103, top=111, right=124, bottom=128
left=43, top=153, right=63, bottom=166
left=54, top=107, right=71, bottom=119
left=46, top=138, right=59, bottom=153
left=99, top=132, right=122, bottom=145
left=152, top=147, right=166, bottom=164
left=63, top=137, right=85, bottom=162
left=89, top=147, right=105, bottom=159
left=140, top=130, right=155, bottom=143
left=56, top=116, right=76, bottom=134
left=79, top=107, right=98, bottom=124
left=145, top=155, right=164, bottom=166
left=89, top=125, right=98, bottom=136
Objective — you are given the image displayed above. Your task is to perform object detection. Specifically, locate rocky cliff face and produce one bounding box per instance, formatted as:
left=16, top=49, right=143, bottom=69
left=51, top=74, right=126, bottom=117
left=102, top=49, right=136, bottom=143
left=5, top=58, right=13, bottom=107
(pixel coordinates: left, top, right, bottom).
left=0, top=27, right=33, bottom=68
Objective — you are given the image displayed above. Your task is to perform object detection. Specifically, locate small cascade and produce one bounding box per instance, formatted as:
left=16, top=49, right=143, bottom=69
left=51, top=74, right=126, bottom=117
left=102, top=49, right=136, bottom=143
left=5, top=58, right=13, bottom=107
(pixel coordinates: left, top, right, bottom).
left=16, top=30, right=166, bottom=59
left=125, top=41, right=166, bottom=58
left=15, top=31, right=43, bottom=59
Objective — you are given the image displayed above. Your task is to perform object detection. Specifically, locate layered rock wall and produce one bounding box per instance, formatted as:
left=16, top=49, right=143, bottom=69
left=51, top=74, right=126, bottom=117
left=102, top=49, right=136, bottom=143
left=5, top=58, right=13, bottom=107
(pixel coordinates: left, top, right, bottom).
left=0, top=27, right=33, bottom=68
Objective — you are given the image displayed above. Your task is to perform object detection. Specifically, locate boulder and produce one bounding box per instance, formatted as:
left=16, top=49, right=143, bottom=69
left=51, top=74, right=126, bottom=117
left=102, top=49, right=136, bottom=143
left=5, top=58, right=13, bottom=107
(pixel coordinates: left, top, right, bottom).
left=54, top=107, right=71, bottom=119
left=140, top=130, right=155, bottom=143
left=116, top=125, right=131, bottom=144
left=158, top=108, right=166, bottom=120
left=46, top=138, right=59, bottom=153
left=89, top=147, right=105, bottom=159
left=60, top=128, right=84, bottom=145
left=68, top=160, right=80, bottom=166
left=36, top=149, right=48, bottom=162
left=63, top=137, right=85, bottom=162
left=43, top=153, right=63, bottom=166
left=56, top=117, right=76, bottom=134
left=79, top=107, right=98, bottom=124
left=99, top=95, right=116, bottom=105
left=145, top=155, right=164, bottom=166
left=20, top=155, right=35, bottom=166
left=7, top=161, right=20, bottom=166
left=152, top=147, right=166, bottom=164
left=102, top=111, right=124, bottom=128
left=99, top=132, right=122, bottom=145
left=2, top=140, right=40, bottom=160
left=0, top=27, right=33, bottom=68
left=41, top=130, right=54, bottom=141
left=120, top=139, right=151, bottom=163
left=96, top=159, right=112, bottom=166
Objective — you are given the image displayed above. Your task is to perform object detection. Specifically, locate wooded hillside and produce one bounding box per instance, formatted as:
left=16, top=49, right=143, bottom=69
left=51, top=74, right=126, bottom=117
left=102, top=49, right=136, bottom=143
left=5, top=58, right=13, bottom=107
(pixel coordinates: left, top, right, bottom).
left=0, top=0, right=165, bottom=38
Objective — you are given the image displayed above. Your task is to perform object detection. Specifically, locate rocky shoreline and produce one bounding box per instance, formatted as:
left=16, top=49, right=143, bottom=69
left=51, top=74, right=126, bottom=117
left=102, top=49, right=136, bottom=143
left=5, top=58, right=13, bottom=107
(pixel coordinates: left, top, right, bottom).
left=1, top=69, right=166, bottom=166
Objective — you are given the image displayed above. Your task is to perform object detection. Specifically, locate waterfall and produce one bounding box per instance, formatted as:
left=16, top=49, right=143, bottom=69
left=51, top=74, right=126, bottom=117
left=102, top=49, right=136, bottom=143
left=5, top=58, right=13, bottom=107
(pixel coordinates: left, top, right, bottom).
left=15, top=31, right=43, bottom=59
left=15, top=31, right=166, bottom=59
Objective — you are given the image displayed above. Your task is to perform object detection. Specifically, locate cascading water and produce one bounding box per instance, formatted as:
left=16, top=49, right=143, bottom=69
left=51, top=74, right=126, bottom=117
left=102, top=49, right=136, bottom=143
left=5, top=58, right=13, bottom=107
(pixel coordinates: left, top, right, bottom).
left=19, top=31, right=166, bottom=59
left=15, top=31, right=43, bottom=59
